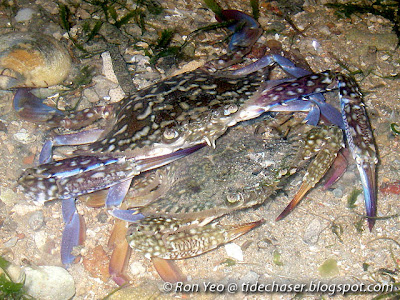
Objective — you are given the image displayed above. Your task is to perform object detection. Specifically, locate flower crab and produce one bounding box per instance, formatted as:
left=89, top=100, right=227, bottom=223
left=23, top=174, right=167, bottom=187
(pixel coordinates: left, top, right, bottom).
left=14, top=7, right=377, bottom=284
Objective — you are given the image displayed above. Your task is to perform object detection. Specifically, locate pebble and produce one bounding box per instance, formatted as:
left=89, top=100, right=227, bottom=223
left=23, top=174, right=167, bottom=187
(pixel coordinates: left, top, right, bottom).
left=240, top=270, right=259, bottom=283
left=11, top=204, right=41, bottom=215
left=0, top=187, right=18, bottom=205
left=4, top=236, right=18, bottom=248
left=303, top=218, right=322, bottom=245
left=28, top=211, right=45, bottom=231
left=34, top=231, right=47, bottom=249
left=224, top=243, right=244, bottom=261
left=129, top=261, right=146, bottom=276
left=24, top=266, right=75, bottom=300
left=15, top=8, right=35, bottom=22
left=332, top=188, right=343, bottom=198
left=14, top=129, right=36, bottom=143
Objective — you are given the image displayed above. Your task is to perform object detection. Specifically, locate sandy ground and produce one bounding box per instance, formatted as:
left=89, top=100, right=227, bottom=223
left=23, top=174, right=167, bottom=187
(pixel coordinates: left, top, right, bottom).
left=1, top=0, right=400, bottom=299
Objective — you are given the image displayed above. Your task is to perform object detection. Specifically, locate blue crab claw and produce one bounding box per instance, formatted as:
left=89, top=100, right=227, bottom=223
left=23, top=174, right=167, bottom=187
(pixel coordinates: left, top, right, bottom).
left=230, top=54, right=344, bottom=128
left=61, top=198, right=85, bottom=265
left=338, top=76, right=378, bottom=230
left=127, top=217, right=264, bottom=260
left=217, top=10, right=262, bottom=53
left=13, top=88, right=65, bottom=123
left=206, top=10, right=262, bottom=70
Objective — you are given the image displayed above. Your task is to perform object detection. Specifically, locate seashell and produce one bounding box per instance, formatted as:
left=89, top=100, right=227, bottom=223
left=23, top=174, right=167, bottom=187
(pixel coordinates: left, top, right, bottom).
left=0, top=32, right=71, bottom=89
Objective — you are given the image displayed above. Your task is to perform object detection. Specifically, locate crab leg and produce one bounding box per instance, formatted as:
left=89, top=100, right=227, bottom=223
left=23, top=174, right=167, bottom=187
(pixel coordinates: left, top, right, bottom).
left=61, top=197, right=85, bottom=265
left=127, top=217, right=264, bottom=260
left=40, top=129, right=105, bottom=164
left=13, top=88, right=114, bottom=128
left=234, top=71, right=377, bottom=229
left=338, top=75, right=378, bottom=230
left=276, top=126, right=343, bottom=221
left=19, top=144, right=205, bottom=265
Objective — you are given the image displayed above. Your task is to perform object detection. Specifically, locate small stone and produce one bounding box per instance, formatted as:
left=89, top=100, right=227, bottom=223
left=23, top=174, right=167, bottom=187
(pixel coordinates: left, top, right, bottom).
left=332, top=188, right=343, bottom=198
left=15, top=8, right=35, bottom=22
left=34, top=231, right=47, bottom=249
left=241, top=270, right=259, bottom=283
left=97, top=211, right=108, bottom=223
left=4, top=236, right=18, bottom=248
left=303, top=218, right=322, bottom=245
left=24, top=266, right=75, bottom=300
left=28, top=211, right=45, bottom=231
left=318, top=258, right=340, bottom=277
left=129, top=261, right=146, bottom=276
left=11, top=204, right=41, bottom=215
left=225, top=243, right=243, bottom=261
left=0, top=187, right=18, bottom=205
left=82, top=245, right=110, bottom=282
left=14, top=129, right=36, bottom=143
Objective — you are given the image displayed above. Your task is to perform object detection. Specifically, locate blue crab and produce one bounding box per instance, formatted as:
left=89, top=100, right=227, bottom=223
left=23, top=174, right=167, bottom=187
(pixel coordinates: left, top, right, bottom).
left=14, top=6, right=377, bottom=283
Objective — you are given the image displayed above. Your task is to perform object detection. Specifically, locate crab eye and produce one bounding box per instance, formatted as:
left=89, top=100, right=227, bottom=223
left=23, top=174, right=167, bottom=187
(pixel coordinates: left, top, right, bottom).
left=226, top=192, right=243, bottom=205
left=224, top=104, right=238, bottom=116
left=163, top=128, right=178, bottom=140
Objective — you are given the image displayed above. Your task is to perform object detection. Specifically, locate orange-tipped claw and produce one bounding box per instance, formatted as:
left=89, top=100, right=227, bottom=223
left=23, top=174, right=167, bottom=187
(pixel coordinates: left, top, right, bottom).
left=276, top=182, right=312, bottom=221
left=227, top=219, right=265, bottom=239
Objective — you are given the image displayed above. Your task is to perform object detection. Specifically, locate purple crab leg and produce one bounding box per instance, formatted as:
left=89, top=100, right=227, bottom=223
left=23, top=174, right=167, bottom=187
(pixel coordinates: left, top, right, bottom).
left=39, top=129, right=105, bottom=164
left=61, top=197, right=85, bottom=265
left=13, top=88, right=114, bottom=128
left=232, top=54, right=344, bottom=127
left=13, top=88, right=64, bottom=123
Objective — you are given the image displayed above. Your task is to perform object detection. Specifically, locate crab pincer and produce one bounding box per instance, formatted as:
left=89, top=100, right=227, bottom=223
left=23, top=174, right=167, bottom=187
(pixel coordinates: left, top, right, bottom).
left=232, top=67, right=378, bottom=229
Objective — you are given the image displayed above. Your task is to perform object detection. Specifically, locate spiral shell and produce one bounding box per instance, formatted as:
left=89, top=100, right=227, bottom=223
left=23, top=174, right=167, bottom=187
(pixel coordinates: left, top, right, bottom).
left=0, top=32, right=71, bottom=89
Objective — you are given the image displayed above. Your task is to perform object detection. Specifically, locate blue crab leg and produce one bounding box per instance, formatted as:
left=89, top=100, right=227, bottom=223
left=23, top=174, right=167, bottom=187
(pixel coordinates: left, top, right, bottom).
left=20, top=143, right=206, bottom=204
left=56, top=144, right=205, bottom=266
left=40, top=129, right=105, bottom=164
left=61, top=197, right=85, bottom=265
left=231, top=54, right=344, bottom=128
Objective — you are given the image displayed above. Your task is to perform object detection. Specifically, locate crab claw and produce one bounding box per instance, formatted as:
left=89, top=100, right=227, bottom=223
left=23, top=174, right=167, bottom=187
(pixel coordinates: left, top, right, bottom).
left=207, top=10, right=263, bottom=70
left=276, top=126, right=343, bottom=221
left=338, top=75, right=378, bottom=230
left=217, top=10, right=263, bottom=54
